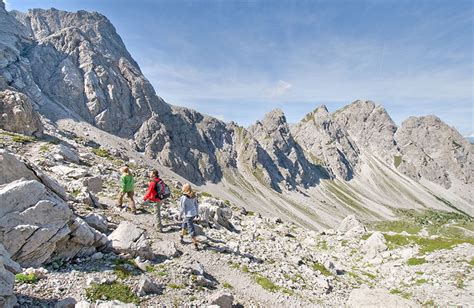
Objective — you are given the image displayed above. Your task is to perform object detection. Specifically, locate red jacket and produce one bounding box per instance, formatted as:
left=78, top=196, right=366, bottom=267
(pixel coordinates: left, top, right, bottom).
left=143, top=177, right=161, bottom=202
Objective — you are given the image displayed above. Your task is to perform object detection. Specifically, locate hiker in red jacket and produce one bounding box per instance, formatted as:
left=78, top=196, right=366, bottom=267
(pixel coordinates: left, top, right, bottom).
left=143, top=169, right=163, bottom=232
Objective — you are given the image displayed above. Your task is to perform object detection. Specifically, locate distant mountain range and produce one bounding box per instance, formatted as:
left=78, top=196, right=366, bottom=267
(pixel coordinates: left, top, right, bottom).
left=1, top=0, right=472, bottom=228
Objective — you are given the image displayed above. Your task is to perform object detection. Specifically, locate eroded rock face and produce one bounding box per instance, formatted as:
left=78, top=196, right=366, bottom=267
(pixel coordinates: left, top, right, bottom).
left=332, top=100, right=397, bottom=160
left=12, top=8, right=169, bottom=137
left=248, top=109, right=327, bottom=190
left=395, top=115, right=474, bottom=188
left=0, top=90, right=43, bottom=136
left=292, top=105, right=360, bottom=180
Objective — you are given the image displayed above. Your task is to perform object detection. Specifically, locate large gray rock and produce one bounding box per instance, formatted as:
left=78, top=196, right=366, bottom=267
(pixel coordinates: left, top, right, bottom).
left=0, top=243, right=19, bottom=308
left=136, top=276, right=162, bottom=297
left=0, top=179, right=107, bottom=266
left=84, top=213, right=109, bottom=233
left=347, top=288, right=419, bottom=307
left=338, top=215, right=366, bottom=235
left=0, top=150, right=68, bottom=199
left=108, top=221, right=154, bottom=260
left=0, top=89, right=43, bottom=136
left=362, top=232, right=388, bottom=259
left=208, top=291, right=234, bottom=308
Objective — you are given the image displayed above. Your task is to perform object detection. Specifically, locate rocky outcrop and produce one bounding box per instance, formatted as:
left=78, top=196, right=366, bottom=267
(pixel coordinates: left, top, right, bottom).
left=247, top=109, right=327, bottom=190
left=332, top=100, right=397, bottom=160
left=0, top=89, right=43, bottom=136
left=292, top=105, right=360, bottom=180
left=395, top=115, right=474, bottom=188
left=0, top=150, right=109, bottom=267
left=11, top=7, right=169, bottom=137
left=0, top=243, right=20, bottom=308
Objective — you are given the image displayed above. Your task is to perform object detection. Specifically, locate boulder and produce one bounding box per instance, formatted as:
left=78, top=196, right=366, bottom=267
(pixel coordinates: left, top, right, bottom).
left=136, top=276, right=162, bottom=296
left=362, top=232, right=388, bottom=256
left=347, top=288, right=420, bottom=307
left=208, top=291, right=234, bottom=308
left=153, top=240, right=179, bottom=258
left=82, top=176, right=104, bottom=194
left=199, top=202, right=233, bottom=230
left=108, top=222, right=154, bottom=260
left=0, top=89, right=43, bottom=137
left=54, top=297, right=77, bottom=308
left=53, top=144, right=80, bottom=164
left=0, top=243, right=19, bottom=308
left=338, top=215, right=366, bottom=235
left=84, top=213, right=109, bottom=233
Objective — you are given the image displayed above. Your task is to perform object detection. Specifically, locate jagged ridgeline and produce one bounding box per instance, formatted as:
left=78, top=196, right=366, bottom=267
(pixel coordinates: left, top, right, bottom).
left=0, top=0, right=472, bottom=231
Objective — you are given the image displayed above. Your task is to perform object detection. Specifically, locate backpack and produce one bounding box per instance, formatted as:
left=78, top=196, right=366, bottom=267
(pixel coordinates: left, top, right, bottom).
left=153, top=178, right=171, bottom=200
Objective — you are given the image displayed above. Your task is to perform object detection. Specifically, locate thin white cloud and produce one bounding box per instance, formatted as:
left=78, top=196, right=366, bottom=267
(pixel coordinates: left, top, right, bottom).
left=269, top=80, right=292, bottom=97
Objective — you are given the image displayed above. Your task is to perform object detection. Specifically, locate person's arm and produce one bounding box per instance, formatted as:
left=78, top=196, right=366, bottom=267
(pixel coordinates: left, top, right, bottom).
left=195, top=199, right=199, bottom=216
left=179, top=196, right=184, bottom=218
left=120, top=175, right=126, bottom=191
left=143, top=181, right=153, bottom=201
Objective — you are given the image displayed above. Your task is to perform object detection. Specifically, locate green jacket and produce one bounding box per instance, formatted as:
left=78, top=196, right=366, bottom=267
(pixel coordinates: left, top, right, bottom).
left=120, top=174, right=135, bottom=192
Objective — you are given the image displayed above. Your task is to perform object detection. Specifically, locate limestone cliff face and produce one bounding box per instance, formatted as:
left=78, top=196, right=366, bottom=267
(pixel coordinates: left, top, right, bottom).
left=394, top=115, right=474, bottom=188
left=332, top=100, right=398, bottom=160
left=291, top=105, right=360, bottom=180
left=10, top=7, right=168, bottom=137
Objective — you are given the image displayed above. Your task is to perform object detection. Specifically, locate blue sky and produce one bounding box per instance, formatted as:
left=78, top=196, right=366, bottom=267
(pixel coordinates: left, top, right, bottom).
left=6, top=0, right=473, bottom=135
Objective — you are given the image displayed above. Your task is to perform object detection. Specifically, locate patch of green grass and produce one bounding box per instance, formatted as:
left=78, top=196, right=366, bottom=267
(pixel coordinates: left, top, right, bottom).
left=39, top=144, right=50, bottom=153
left=389, top=288, right=412, bottom=299
left=394, top=155, right=402, bottom=168
left=371, top=221, right=421, bottom=234
left=282, top=288, right=295, bottom=296
left=383, top=234, right=474, bottom=254
left=254, top=275, right=280, bottom=292
left=223, top=282, right=233, bottom=289
left=415, top=278, right=428, bottom=285
left=15, top=273, right=38, bottom=284
left=86, top=282, right=139, bottom=304
left=415, top=271, right=424, bottom=275
left=318, top=240, right=329, bottom=250
left=114, top=266, right=132, bottom=279
left=468, top=258, right=474, bottom=266
left=241, top=265, right=249, bottom=273
left=455, top=273, right=465, bottom=289
left=145, top=265, right=155, bottom=273
left=70, top=189, right=81, bottom=197
left=407, top=258, right=427, bottom=266
left=199, top=191, right=213, bottom=198
left=361, top=233, right=372, bottom=241
left=91, top=147, right=115, bottom=160
left=245, top=211, right=255, bottom=216
left=167, top=283, right=184, bottom=289
left=12, top=135, right=36, bottom=144
left=361, top=271, right=376, bottom=279
left=311, top=262, right=332, bottom=276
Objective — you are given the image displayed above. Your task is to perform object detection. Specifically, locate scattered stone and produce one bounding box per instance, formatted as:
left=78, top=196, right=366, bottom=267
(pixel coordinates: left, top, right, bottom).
left=208, top=291, right=234, bottom=308
left=108, top=221, right=154, bottom=260
left=84, top=213, right=109, bottom=233
left=347, top=288, right=419, bottom=307
left=137, top=276, right=162, bottom=296
left=54, top=297, right=77, bottom=308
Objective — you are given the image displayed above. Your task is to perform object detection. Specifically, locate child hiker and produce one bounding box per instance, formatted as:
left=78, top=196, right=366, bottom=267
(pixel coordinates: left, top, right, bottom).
left=143, top=170, right=163, bottom=232
left=180, top=183, right=199, bottom=250
left=117, top=166, right=136, bottom=214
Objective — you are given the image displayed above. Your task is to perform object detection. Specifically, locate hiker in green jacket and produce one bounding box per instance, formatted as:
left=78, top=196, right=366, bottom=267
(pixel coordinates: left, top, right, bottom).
left=117, top=166, right=137, bottom=214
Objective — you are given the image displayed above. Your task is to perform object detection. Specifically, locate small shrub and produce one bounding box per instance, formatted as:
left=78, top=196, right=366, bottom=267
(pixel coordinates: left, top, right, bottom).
left=394, top=155, right=402, bottom=168
left=145, top=265, right=155, bottom=273
left=407, top=258, right=427, bottom=266
left=85, top=282, right=139, bottom=304
left=199, top=191, right=212, bottom=198
left=114, top=266, right=132, bottom=279
left=167, top=283, right=184, bottom=289
left=223, top=282, right=233, bottom=289
left=39, top=144, right=50, bottom=153
left=312, top=262, right=332, bottom=276
left=92, top=147, right=115, bottom=160
left=361, top=271, right=376, bottom=279
left=15, top=273, right=38, bottom=284
left=241, top=265, right=249, bottom=273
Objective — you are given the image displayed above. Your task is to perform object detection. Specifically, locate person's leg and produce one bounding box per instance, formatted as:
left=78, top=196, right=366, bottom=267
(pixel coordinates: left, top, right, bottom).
left=154, top=201, right=162, bottom=231
left=187, top=217, right=198, bottom=249
left=117, top=191, right=125, bottom=207
left=127, top=191, right=137, bottom=212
